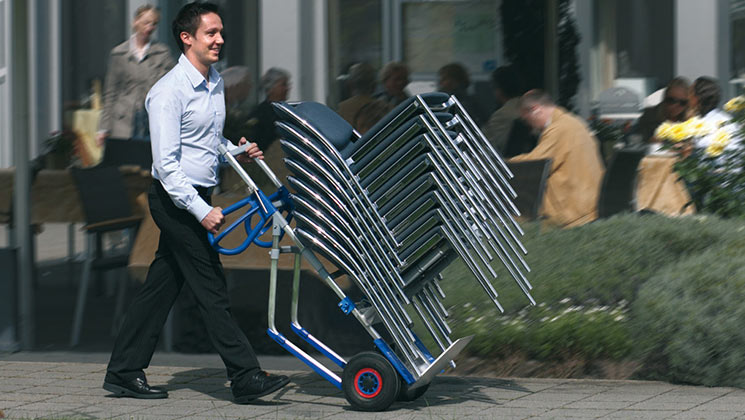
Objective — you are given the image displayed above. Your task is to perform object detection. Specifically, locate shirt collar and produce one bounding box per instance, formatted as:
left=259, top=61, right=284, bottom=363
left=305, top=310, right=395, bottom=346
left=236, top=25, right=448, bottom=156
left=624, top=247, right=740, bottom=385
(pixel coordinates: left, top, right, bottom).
left=129, top=35, right=151, bottom=62
left=178, top=54, right=222, bottom=91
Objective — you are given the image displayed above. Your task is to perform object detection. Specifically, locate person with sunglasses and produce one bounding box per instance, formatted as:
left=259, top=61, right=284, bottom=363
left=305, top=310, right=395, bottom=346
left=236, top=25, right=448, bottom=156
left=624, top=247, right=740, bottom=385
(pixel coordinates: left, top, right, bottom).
left=634, top=77, right=690, bottom=143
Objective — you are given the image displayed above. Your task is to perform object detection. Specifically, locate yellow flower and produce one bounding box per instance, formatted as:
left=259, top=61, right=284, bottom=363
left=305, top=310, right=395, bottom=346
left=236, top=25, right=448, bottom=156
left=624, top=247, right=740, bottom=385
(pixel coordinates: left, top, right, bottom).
left=682, top=116, right=715, bottom=137
left=705, top=128, right=731, bottom=157
left=668, top=123, right=690, bottom=143
left=724, top=96, right=745, bottom=113
left=706, top=141, right=725, bottom=157
left=654, top=121, right=673, bottom=140
left=712, top=128, right=731, bottom=146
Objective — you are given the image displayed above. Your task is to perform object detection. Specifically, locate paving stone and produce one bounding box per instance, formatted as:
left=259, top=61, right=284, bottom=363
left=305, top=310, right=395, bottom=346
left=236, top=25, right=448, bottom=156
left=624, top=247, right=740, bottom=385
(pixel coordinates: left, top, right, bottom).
left=669, top=411, right=742, bottom=420
left=564, top=400, right=635, bottom=410
left=603, top=409, right=682, bottom=418
left=531, top=408, right=615, bottom=419
left=582, top=391, right=660, bottom=402
left=0, top=392, right=55, bottom=403
left=14, top=401, right=89, bottom=413
left=3, top=408, right=49, bottom=419
left=0, top=400, right=30, bottom=410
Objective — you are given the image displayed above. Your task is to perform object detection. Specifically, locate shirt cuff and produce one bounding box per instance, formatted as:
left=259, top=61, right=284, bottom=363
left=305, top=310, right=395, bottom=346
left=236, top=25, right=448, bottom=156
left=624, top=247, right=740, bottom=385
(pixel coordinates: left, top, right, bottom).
left=188, top=198, right=214, bottom=223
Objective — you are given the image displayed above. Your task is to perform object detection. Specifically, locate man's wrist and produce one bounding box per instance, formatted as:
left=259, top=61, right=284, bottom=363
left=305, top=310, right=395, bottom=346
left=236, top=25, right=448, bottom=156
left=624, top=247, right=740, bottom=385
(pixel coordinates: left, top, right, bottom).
left=190, top=200, right=213, bottom=223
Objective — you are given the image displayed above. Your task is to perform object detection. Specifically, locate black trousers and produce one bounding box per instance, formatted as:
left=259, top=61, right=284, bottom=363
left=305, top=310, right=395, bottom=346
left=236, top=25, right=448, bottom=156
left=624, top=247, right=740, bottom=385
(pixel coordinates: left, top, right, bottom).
left=106, top=180, right=260, bottom=383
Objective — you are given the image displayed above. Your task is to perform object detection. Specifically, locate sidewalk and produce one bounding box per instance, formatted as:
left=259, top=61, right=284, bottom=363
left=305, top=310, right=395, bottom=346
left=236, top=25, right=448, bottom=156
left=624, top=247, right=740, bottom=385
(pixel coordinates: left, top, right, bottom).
left=2, top=353, right=745, bottom=419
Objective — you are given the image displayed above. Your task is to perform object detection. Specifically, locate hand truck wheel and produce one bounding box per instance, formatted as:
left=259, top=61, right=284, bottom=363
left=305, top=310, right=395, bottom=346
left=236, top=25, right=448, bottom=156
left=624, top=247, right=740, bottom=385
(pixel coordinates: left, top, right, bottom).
left=397, top=379, right=429, bottom=402
left=342, top=351, right=401, bottom=411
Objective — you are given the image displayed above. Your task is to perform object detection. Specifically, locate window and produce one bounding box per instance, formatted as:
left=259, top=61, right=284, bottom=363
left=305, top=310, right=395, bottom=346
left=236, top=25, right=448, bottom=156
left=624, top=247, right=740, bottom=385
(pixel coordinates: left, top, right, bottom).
left=732, top=0, right=745, bottom=79
left=401, top=0, right=498, bottom=76
left=327, top=0, right=383, bottom=105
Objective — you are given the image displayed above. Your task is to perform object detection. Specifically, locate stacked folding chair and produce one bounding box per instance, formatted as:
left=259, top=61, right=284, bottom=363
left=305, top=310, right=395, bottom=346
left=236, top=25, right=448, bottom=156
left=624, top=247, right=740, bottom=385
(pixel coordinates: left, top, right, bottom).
left=212, top=93, right=534, bottom=411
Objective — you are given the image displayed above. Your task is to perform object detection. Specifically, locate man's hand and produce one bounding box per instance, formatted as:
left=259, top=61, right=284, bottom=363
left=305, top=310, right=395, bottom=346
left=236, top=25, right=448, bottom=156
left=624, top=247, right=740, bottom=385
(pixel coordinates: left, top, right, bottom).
left=201, top=207, right=225, bottom=234
left=236, top=137, right=264, bottom=162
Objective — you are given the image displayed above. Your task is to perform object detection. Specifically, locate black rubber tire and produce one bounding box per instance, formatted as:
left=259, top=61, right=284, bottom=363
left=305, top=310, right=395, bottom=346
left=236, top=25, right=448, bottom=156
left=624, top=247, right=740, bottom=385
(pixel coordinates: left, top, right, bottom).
left=342, top=351, right=401, bottom=412
left=397, top=380, right=429, bottom=402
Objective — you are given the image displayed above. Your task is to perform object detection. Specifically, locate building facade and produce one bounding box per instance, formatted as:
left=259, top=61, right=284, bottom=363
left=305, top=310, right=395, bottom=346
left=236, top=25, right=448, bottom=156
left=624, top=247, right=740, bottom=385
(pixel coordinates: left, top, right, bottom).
left=0, top=0, right=739, bottom=168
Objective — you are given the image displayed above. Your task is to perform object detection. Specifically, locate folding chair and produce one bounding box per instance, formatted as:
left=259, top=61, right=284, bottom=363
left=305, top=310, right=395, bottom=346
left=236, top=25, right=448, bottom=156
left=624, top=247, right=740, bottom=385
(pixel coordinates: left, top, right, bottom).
left=69, top=166, right=142, bottom=347
left=207, top=92, right=537, bottom=411
left=506, top=159, right=553, bottom=221
left=597, top=149, right=646, bottom=218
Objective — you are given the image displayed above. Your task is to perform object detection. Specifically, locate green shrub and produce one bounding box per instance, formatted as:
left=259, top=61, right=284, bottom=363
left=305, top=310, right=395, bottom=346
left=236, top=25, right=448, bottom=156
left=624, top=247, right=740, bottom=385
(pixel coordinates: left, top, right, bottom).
left=633, top=244, right=745, bottom=387
left=450, top=299, right=632, bottom=362
left=445, top=214, right=743, bottom=314
left=437, top=213, right=745, bottom=379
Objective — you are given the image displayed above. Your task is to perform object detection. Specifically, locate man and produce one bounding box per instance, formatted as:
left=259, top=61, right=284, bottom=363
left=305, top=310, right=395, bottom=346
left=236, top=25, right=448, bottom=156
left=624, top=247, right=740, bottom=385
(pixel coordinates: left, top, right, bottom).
left=510, top=90, right=605, bottom=228
left=103, top=2, right=290, bottom=404
left=481, top=65, right=536, bottom=157
left=634, top=77, right=690, bottom=143
left=374, top=61, right=411, bottom=107
left=337, top=62, right=380, bottom=129
left=437, top=62, right=488, bottom=127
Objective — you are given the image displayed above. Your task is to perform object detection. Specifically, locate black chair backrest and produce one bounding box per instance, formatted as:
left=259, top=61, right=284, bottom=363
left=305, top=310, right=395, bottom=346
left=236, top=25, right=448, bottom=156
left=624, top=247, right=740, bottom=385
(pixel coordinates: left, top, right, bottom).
left=70, top=166, right=132, bottom=225
left=101, top=138, right=152, bottom=169
left=503, top=119, right=538, bottom=158
left=506, top=159, right=552, bottom=220
left=597, top=149, right=646, bottom=218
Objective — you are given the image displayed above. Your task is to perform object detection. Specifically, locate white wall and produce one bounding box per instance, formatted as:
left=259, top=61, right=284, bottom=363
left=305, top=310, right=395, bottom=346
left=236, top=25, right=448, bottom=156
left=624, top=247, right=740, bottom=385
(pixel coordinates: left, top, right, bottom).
left=260, top=0, right=327, bottom=103
left=676, top=0, right=731, bottom=95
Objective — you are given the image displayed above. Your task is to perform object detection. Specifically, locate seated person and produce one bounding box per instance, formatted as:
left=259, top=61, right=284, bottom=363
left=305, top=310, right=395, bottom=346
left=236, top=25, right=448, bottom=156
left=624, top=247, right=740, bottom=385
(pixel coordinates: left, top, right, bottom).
left=437, top=62, right=488, bottom=127
left=337, top=62, right=378, bottom=130
left=354, top=99, right=393, bottom=135
left=689, top=76, right=736, bottom=150
left=221, top=66, right=253, bottom=143
left=481, top=65, right=537, bottom=157
left=634, top=77, right=690, bottom=143
left=510, top=90, right=605, bottom=228
left=374, top=61, right=411, bottom=107
left=246, top=67, right=291, bottom=151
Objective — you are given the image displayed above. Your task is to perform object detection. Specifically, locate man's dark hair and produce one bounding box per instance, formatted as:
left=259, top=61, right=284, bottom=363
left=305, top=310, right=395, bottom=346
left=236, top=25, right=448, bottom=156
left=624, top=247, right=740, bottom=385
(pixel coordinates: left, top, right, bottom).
left=692, top=76, right=721, bottom=116
left=172, top=2, right=220, bottom=53
left=491, top=65, right=525, bottom=98
left=438, top=62, right=470, bottom=91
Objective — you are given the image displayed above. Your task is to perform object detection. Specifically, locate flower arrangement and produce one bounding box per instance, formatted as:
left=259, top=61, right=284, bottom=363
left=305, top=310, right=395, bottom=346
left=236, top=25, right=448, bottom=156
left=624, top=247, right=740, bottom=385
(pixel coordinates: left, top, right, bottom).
left=652, top=97, right=745, bottom=217
left=588, top=117, right=633, bottom=163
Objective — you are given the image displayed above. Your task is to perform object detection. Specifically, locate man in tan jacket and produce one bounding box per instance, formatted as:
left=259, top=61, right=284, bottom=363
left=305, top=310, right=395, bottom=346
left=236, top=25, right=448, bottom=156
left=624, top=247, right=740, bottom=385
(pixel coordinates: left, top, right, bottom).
left=510, top=90, right=605, bottom=227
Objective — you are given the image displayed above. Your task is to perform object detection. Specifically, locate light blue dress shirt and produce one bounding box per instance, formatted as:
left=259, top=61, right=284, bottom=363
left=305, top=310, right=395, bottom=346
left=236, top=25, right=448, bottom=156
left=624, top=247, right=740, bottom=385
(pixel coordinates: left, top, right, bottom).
left=146, top=54, right=241, bottom=222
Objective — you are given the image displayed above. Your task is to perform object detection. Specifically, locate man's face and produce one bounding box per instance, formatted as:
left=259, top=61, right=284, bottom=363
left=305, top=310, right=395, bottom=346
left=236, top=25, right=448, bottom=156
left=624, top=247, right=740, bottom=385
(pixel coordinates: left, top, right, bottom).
left=182, top=12, right=224, bottom=66
left=384, top=70, right=409, bottom=96
left=520, top=104, right=543, bottom=130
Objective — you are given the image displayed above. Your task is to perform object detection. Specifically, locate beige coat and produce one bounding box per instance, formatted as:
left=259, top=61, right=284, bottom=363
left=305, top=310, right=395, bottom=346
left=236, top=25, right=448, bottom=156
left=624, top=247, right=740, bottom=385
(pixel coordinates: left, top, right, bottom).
left=510, top=107, right=605, bottom=228
left=99, top=40, right=175, bottom=139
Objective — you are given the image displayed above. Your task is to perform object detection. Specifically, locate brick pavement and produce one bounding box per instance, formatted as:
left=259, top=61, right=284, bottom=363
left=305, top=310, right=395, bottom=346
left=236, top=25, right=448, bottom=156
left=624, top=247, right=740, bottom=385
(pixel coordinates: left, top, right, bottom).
left=1, top=358, right=745, bottom=419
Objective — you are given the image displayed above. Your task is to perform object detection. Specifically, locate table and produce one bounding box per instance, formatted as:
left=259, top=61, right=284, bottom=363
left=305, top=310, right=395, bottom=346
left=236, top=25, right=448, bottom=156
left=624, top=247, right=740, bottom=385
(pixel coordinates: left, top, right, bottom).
left=128, top=193, right=339, bottom=284
left=0, top=167, right=151, bottom=224
left=636, top=154, right=695, bottom=216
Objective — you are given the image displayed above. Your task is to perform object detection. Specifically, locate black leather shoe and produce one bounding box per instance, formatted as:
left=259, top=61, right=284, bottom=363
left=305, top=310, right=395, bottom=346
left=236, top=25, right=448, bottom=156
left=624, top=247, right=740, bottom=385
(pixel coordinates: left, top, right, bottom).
left=233, top=371, right=290, bottom=404
left=103, top=377, right=168, bottom=399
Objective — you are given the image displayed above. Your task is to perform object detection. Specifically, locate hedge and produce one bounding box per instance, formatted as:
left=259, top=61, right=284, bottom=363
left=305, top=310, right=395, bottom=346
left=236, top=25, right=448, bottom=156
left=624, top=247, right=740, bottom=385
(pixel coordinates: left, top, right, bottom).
left=439, top=213, right=745, bottom=386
